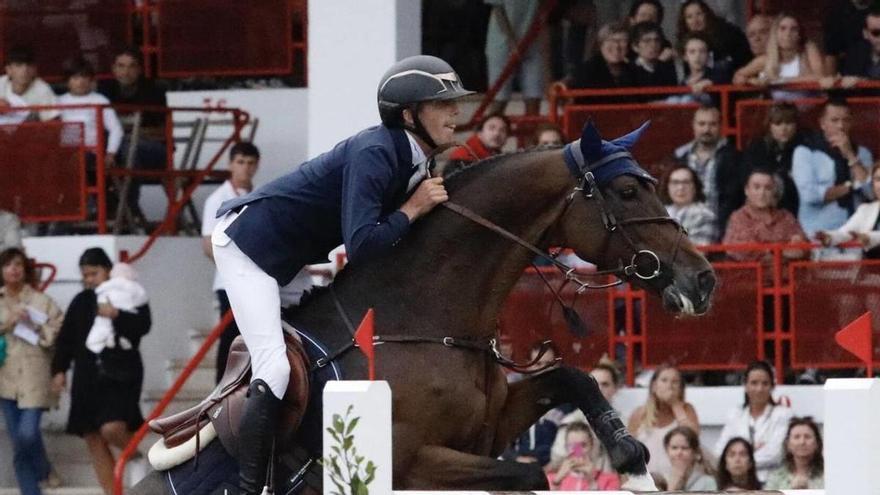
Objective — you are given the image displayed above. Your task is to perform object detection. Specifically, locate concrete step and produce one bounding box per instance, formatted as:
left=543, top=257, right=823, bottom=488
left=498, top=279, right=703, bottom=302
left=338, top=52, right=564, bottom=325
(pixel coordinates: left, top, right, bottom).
left=165, top=355, right=217, bottom=397
left=188, top=327, right=218, bottom=361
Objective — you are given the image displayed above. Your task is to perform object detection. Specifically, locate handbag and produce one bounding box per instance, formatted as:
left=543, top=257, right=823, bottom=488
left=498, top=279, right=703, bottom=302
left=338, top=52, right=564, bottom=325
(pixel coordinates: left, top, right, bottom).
left=95, top=347, right=140, bottom=383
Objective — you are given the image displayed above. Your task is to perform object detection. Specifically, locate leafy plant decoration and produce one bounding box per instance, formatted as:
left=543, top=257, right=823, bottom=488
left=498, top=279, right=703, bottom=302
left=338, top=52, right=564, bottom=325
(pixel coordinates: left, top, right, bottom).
left=323, top=404, right=376, bottom=495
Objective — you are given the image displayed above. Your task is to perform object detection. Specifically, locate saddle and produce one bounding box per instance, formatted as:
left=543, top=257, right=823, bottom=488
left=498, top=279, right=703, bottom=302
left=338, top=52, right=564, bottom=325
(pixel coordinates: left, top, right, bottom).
left=149, top=332, right=310, bottom=459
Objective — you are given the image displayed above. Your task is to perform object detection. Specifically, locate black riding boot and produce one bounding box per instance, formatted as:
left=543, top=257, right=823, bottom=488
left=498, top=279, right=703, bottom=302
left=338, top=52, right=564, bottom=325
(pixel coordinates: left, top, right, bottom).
left=587, top=408, right=650, bottom=475
left=238, top=379, right=282, bottom=494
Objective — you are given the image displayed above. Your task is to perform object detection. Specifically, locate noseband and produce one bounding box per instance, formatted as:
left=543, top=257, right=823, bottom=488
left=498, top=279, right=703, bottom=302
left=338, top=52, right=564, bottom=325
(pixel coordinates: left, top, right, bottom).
left=440, top=149, right=686, bottom=291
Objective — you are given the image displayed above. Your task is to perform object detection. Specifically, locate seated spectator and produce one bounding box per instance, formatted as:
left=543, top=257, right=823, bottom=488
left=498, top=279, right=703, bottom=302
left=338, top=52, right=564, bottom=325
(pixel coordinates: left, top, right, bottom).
left=532, top=122, right=565, bottom=147
left=716, top=437, right=762, bottom=490
left=98, top=48, right=169, bottom=221
left=660, top=165, right=718, bottom=245
left=546, top=422, right=620, bottom=491
left=792, top=98, right=872, bottom=243
left=838, top=4, right=880, bottom=84
left=658, top=426, right=717, bottom=491
left=628, top=365, right=700, bottom=477
left=713, top=361, right=792, bottom=482
left=733, top=13, right=827, bottom=91
left=484, top=0, right=546, bottom=116
left=59, top=57, right=124, bottom=168
left=823, top=0, right=873, bottom=74
left=677, top=0, right=752, bottom=74
left=500, top=342, right=567, bottom=467
left=816, top=164, right=880, bottom=258
left=448, top=113, right=509, bottom=163
left=631, top=22, right=677, bottom=87
left=0, top=210, right=22, bottom=252
left=0, top=46, right=58, bottom=121
left=627, top=1, right=674, bottom=61
left=723, top=169, right=808, bottom=267
left=674, top=105, right=742, bottom=232
left=572, top=22, right=636, bottom=90
left=744, top=14, right=773, bottom=59
left=764, top=417, right=824, bottom=489
left=0, top=247, right=64, bottom=495
left=742, top=101, right=803, bottom=216
left=667, top=33, right=730, bottom=105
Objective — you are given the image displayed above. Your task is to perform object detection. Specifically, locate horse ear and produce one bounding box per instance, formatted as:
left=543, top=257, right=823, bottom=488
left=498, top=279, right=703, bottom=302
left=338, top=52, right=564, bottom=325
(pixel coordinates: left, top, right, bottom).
left=611, top=121, right=651, bottom=151
left=579, top=120, right=604, bottom=161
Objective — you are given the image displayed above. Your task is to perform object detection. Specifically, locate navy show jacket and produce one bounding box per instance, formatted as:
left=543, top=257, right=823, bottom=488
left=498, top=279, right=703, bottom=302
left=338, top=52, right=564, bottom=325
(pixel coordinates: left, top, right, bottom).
left=218, top=125, right=416, bottom=285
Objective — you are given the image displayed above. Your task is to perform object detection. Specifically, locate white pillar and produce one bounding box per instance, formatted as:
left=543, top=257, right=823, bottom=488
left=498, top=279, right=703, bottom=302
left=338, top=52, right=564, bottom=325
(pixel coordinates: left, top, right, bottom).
left=323, top=380, right=393, bottom=494
left=307, top=0, right=421, bottom=158
left=824, top=378, right=880, bottom=495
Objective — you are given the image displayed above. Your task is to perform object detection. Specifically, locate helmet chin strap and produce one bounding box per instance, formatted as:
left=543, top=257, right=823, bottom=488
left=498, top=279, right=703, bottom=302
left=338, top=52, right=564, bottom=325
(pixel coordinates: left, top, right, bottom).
left=404, top=104, right=437, bottom=150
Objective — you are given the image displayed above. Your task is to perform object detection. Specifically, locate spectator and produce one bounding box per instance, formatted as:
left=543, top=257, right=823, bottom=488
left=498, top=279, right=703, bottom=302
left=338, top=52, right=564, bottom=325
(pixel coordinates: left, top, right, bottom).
left=627, top=1, right=674, bottom=62
left=677, top=0, right=752, bottom=74
left=448, top=113, right=510, bottom=163
left=816, top=164, right=880, bottom=258
left=58, top=57, right=124, bottom=168
left=51, top=247, right=150, bottom=494
left=660, top=165, right=718, bottom=245
left=792, top=98, right=873, bottom=242
left=628, top=365, right=700, bottom=476
left=501, top=342, right=566, bottom=467
left=723, top=169, right=808, bottom=266
left=572, top=22, right=636, bottom=90
left=823, top=0, right=873, bottom=74
left=202, top=143, right=268, bottom=383
left=764, top=417, right=824, bottom=489
left=713, top=361, right=792, bottom=481
left=838, top=4, right=880, bottom=84
left=0, top=46, right=59, bottom=121
left=742, top=101, right=803, bottom=217
left=631, top=22, right=678, bottom=87
left=0, top=209, right=22, bottom=252
left=659, top=426, right=717, bottom=491
left=533, top=122, right=565, bottom=147
left=484, top=0, right=546, bottom=116
left=98, top=48, right=169, bottom=221
left=668, top=33, right=731, bottom=105
left=546, top=422, right=620, bottom=490
left=674, top=105, right=742, bottom=232
left=0, top=247, right=64, bottom=495
left=716, top=437, right=762, bottom=490
left=732, top=13, right=827, bottom=89
left=744, top=14, right=773, bottom=59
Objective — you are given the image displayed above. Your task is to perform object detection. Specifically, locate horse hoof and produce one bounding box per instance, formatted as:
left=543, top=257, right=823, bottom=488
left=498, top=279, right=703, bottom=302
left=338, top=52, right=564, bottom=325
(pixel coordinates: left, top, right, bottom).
left=622, top=473, right=658, bottom=491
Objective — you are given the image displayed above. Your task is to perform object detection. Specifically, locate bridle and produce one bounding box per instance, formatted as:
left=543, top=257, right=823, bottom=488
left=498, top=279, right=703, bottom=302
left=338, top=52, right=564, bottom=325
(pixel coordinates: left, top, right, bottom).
left=439, top=149, right=687, bottom=292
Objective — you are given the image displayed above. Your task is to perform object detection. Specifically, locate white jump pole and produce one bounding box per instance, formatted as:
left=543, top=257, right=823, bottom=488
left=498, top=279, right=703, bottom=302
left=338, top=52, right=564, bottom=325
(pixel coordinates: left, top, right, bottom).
left=823, top=378, right=880, bottom=495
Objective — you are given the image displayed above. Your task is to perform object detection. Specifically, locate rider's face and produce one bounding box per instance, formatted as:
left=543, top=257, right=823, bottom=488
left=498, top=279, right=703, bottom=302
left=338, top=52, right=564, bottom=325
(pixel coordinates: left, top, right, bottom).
left=416, top=100, right=459, bottom=147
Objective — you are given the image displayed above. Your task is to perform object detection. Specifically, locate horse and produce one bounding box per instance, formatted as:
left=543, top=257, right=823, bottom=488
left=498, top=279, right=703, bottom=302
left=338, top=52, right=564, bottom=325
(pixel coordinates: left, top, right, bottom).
left=132, top=121, right=715, bottom=494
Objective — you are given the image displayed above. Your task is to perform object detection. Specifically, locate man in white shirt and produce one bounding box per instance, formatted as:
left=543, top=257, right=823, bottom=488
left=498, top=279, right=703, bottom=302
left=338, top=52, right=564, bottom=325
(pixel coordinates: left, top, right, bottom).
left=202, top=142, right=261, bottom=383
left=0, top=46, right=59, bottom=121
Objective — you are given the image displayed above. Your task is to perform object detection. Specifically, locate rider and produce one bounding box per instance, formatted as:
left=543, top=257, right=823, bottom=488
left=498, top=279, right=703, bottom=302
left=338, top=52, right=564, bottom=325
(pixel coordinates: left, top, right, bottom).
left=211, top=55, right=474, bottom=494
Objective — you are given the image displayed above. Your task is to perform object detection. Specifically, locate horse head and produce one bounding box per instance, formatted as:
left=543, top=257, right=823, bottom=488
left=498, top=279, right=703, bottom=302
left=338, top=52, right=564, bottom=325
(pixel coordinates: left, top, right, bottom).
left=546, top=121, right=715, bottom=315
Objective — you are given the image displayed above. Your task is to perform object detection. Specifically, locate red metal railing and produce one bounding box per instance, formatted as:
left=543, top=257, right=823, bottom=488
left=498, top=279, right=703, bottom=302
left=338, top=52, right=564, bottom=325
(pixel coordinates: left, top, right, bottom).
left=33, top=262, right=57, bottom=292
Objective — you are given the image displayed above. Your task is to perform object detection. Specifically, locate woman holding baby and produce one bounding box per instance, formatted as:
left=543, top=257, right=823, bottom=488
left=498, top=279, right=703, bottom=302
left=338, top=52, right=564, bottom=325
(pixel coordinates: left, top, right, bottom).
left=0, top=247, right=64, bottom=495
left=51, top=247, right=151, bottom=494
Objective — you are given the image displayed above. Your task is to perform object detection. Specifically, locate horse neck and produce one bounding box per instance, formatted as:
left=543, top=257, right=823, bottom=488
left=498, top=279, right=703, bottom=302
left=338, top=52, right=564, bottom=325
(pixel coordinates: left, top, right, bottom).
left=336, top=152, right=573, bottom=339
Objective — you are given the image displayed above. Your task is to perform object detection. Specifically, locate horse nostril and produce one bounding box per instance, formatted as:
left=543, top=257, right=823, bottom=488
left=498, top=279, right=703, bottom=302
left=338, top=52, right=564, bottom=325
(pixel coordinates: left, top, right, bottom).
left=697, top=270, right=716, bottom=297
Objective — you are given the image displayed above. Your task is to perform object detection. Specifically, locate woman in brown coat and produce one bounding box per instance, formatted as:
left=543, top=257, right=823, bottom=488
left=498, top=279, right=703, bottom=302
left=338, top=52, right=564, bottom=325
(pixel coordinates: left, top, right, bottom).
left=0, top=247, right=63, bottom=495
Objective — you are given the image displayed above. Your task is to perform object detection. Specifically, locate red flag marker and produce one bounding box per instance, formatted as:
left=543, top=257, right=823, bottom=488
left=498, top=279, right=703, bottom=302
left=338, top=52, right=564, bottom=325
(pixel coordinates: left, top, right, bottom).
left=835, top=311, right=874, bottom=377
left=354, top=308, right=376, bottom=380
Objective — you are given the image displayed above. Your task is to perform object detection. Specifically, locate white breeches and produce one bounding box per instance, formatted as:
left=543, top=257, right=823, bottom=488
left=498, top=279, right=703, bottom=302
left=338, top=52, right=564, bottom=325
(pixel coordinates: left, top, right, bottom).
left=211, top=210, right=297, bottom=399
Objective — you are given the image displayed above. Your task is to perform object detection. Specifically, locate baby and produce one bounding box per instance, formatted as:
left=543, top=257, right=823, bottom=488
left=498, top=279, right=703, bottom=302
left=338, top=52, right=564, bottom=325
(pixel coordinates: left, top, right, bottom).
left=85, top=262, right=148, bottom=353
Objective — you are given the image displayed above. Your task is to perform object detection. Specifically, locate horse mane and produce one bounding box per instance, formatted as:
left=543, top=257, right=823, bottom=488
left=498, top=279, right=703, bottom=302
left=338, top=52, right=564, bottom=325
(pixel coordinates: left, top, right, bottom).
left=442, top=147, right=553, bottom=192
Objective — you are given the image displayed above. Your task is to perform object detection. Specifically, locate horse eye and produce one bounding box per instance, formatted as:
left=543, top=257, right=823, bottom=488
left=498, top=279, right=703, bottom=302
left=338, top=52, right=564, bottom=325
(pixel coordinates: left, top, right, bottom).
left=620, top=187, right=637, bottom=199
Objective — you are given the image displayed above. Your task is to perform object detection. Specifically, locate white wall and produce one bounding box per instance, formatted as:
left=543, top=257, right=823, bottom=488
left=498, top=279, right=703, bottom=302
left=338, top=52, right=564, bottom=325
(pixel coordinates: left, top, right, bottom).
left=307, top=0, right=421, bottom=156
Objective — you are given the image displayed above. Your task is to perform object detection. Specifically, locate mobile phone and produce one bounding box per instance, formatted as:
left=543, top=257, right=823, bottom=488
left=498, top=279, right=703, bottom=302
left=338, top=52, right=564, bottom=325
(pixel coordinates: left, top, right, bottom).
left=571, top=444, right=585, bottom=457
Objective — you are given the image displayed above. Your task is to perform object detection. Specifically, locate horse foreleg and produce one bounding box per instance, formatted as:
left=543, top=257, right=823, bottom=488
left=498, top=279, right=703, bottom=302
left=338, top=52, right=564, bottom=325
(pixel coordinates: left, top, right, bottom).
left=491, top=366, right=650, bottom=480
left=401, top=445, right=549, bottom=491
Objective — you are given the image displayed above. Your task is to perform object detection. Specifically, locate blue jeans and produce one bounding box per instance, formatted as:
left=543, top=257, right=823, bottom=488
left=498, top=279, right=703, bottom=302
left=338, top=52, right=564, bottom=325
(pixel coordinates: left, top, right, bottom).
left=0, top=399, right=49, bottom=495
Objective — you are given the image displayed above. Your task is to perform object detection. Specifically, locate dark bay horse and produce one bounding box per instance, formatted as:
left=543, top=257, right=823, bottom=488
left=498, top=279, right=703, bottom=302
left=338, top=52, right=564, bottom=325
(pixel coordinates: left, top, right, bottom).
left=133, top=122, right=715, bottom=493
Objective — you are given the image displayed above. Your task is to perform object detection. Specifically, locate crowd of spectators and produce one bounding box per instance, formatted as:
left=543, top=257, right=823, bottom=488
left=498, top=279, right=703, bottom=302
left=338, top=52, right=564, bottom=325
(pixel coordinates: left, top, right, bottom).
left=501, top=356, right=824, bottom=491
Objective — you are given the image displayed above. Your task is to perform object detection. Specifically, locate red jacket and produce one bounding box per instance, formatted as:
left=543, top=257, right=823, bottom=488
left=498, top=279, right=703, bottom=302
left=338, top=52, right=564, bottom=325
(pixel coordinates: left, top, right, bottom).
left=449, top=134, right=496, bottom=162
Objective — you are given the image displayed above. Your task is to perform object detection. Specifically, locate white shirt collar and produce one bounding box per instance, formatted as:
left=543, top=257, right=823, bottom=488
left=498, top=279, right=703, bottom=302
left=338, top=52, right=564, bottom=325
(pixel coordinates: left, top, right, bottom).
left=404, top=130, right=428, bottom=166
